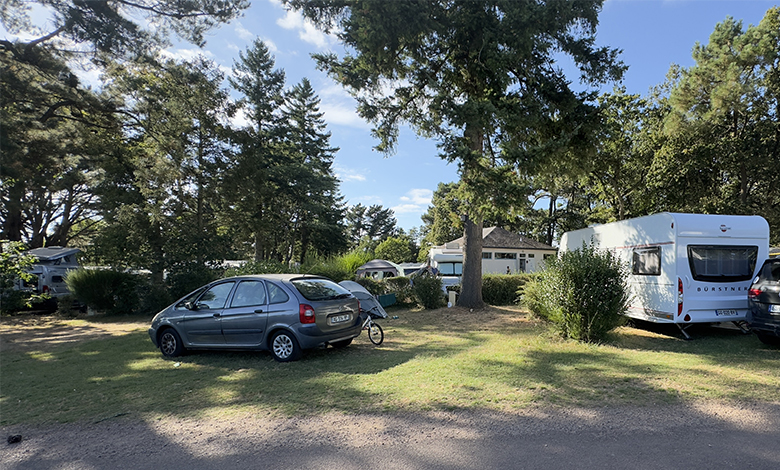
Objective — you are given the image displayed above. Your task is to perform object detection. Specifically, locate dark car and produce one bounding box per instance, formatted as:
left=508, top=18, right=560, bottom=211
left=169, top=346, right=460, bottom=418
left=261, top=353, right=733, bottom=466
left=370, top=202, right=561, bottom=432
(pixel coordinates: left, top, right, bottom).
left=747, top=258, right=780, bottom=346
left=149, top=274, right=363, bottom=361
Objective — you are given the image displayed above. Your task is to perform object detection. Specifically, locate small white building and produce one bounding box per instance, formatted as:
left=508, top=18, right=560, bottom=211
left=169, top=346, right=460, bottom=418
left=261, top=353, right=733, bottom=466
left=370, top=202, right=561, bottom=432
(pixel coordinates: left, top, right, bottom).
left=428, top=227, right=557, bottom=275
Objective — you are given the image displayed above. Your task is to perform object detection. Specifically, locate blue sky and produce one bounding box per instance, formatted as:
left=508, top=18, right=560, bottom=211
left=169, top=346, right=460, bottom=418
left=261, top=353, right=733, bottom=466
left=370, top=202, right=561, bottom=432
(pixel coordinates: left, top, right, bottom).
left=5, top=0, right=778, bottom=231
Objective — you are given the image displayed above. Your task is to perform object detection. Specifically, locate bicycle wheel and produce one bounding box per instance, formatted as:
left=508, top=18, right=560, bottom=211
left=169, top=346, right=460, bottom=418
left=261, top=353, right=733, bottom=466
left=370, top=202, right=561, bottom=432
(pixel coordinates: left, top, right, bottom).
left=368, top=321, right=384, bottom=345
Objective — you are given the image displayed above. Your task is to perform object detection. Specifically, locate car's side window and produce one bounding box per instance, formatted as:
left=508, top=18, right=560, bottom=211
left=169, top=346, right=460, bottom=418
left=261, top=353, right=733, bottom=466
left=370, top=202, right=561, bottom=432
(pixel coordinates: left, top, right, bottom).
left=197, top=282, right=235, bottom=309
left=267, top=282, right=290, bottom=305
left=231, top=280, right=267, bottom=308
left=176, top=286, right=208, bottom=309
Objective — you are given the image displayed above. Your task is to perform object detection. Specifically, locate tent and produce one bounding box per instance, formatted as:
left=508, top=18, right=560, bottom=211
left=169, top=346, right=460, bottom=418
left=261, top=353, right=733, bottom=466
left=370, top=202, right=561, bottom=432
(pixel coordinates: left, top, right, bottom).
left=339, top=280, right=388, bottom=318
left=355, top=259, right=404, bottom=279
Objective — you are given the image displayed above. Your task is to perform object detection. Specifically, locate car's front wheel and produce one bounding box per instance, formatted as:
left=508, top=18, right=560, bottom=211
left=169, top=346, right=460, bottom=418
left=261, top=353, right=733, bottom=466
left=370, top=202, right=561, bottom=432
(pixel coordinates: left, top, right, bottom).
left=159, top=328, right=185, bottom=357
left=270, top=331, right=302, bottom=362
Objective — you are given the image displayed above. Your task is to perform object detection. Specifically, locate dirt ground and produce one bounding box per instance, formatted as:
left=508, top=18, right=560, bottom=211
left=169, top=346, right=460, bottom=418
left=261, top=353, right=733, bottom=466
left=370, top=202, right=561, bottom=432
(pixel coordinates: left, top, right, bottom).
left=0, top=313, right=148, bottom=354
left=2, top=312, right=780, bottom=469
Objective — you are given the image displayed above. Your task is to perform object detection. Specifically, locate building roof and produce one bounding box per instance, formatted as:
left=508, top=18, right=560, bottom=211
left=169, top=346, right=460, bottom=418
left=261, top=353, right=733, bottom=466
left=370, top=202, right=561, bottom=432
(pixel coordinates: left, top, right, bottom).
left=448, top=227, right=556, bottom=251
left=25, top=246, right=81, bottom=261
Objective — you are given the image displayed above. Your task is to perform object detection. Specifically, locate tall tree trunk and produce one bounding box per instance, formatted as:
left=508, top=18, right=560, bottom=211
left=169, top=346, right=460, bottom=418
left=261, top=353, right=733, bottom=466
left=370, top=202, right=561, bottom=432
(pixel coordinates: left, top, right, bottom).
left=457, top=121, right=485, bottom=309
left=2, top=183, right=25, bottom=242
left=457, top=214, right=485, bottom=309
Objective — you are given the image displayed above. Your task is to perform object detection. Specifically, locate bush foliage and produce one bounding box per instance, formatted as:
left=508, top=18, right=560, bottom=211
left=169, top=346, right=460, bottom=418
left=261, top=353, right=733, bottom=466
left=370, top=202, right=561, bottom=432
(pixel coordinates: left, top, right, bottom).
left=66, top=269, right=141, bottom=315
left=481, top=274, right=532, bottom=306
left=524, top=245, right=629, bottom=343
left=412, top=275, right=444, bottom=309
left=384, top=276, right=414, bottom=305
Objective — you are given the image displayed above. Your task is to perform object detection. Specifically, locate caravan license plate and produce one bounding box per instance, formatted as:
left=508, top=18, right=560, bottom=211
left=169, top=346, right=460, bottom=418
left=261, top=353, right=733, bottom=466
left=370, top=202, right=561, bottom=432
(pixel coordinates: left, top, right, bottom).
left=329, top=314, right=350, bottom=325
left=716, top=309, right=738, bottom=316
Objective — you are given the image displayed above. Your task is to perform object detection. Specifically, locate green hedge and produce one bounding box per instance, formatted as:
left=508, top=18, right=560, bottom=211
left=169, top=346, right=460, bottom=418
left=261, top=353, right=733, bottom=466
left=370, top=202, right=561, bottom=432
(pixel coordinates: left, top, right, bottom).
left=412, top=275, right=444, bottom=309
left=66, top=269, right=141, bottom=315
left=481, top=274, right=533, bottom=305
left=66, top=269, right=172, bottom=316
left=384, top=276, right=414, bottom=305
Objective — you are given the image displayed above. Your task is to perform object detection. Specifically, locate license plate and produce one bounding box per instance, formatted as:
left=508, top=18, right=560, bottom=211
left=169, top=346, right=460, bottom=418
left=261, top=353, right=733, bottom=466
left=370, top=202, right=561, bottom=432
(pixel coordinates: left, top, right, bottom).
left=329, top=314, right=350, bottom=325
left=716, top=309, right=738, bottom=316
left=770, top=305, right=780, bottom=315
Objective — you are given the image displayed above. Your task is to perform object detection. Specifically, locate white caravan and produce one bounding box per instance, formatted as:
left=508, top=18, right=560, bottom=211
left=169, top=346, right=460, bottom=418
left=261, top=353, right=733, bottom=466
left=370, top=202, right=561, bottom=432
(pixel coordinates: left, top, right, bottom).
left=560, top=213, right=769, bottom=338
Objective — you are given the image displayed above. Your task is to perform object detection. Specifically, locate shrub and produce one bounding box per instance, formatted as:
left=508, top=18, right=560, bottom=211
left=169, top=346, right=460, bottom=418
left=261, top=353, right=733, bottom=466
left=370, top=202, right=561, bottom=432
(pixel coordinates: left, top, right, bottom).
left=225, top=260, right=290, bottom=276
left=384, top=276, right=414, bottom=305
left=166, top=263, right=223, bottom=300
left=66, top=269, right=141, bottom=315
left=303, top=262, right=352, bottom=282
left=412, top=275, right=444, bottom=309
left=355, top=277, right=384, bottom=295
left=0, top=241, right=48, bottom=313
left=523, top=244, right=629, bottom=343
left=482, top=274, right=531, bottom=305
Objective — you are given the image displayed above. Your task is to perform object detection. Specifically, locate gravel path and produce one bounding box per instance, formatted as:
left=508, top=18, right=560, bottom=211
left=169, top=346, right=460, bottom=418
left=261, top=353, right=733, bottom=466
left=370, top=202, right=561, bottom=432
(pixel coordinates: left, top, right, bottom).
left=3, top=402, right=780, bottom=469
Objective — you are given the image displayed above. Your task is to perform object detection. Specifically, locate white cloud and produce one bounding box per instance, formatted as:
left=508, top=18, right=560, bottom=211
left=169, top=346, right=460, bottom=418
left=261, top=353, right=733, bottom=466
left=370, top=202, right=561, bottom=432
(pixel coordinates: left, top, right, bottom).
left=276, top=8, right=334, bottom=49
left=317, top=83, right=369, bottom=129
left=399, top=188, right=433, bottom=206
left=334, top=166, right=367, bottom=182
left=235, top=22, right=254, bottom=41
left=320, top=100, right=368, bottom=129
left=159, top=48, right=214, bottom=62
left=392, top=189, right=433, bottom=214
left=391, top=204, right=423, bottom=215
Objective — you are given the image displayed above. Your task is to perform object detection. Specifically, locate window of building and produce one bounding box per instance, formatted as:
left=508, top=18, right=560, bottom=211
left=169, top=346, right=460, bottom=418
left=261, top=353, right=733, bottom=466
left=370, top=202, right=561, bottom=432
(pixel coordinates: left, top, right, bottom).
left=528, top=254, right=535, bottom=258
left=482, top=252, right=492, bottom=259
left=495, top=253, right=517, bottom=260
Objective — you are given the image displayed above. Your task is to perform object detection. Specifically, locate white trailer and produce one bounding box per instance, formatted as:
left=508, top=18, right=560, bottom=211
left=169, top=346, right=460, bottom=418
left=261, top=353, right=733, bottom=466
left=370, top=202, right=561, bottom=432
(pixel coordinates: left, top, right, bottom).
left=560, top=213, right=769, bottom=338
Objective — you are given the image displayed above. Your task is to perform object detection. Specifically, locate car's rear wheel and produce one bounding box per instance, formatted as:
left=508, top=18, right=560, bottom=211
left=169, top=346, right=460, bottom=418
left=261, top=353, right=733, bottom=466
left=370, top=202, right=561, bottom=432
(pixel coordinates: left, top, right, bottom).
left=368, top=322, right=384, bottom=345
left=756, top=332, right=780, bottom=347
left=159, top=328, right=185, bottom=357
left=271, top=331, right=302, bottom=362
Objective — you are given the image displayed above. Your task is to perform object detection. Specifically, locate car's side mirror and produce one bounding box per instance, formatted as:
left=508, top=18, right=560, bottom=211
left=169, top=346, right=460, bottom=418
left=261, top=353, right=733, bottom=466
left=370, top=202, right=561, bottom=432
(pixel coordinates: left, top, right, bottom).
left=184, top=301, right=198, bottom=310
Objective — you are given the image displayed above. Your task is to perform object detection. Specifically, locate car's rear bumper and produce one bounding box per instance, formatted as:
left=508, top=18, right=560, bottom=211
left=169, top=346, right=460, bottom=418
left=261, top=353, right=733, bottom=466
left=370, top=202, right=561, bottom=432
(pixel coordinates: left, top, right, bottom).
left=295, top=316, right=363, bottom=349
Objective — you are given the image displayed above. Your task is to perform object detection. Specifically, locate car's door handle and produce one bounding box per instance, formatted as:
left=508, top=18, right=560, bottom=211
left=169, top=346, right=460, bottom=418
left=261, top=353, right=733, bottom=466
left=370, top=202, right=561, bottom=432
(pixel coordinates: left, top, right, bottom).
left=213, top=313, right=221, bottom=318
left=254, top=309, right=264, bottom=313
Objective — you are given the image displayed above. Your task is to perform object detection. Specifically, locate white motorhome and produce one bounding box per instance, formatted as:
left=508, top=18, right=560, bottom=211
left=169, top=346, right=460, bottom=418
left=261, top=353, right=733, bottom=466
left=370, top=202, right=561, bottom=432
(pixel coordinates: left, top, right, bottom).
left=15, top=247, right=81, bottom=298
left=560, top=213, right=769, bottom=338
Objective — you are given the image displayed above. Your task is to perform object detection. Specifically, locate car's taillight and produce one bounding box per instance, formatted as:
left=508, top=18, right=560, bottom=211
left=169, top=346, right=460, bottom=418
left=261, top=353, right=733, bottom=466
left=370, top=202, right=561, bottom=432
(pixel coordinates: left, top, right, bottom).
left=299, top=304, right=316, bottom=324
left=42, top=285, right=50, bottom=294
left=677, top=278, right=683, bottom=316
left=749, top=288, right=761, bottom=299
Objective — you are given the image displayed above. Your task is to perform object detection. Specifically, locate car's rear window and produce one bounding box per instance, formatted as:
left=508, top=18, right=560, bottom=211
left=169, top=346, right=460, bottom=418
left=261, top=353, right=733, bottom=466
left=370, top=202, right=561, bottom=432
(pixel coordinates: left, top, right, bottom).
left=757, top=260, right=780, bottom=283
left=292, top=278, right=353, bottom=301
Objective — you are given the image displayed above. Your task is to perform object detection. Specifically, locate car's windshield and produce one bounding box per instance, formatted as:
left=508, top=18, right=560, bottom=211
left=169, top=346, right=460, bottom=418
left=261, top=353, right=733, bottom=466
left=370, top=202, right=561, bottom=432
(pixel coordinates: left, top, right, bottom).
left=292, top=278, right=353, bottom=301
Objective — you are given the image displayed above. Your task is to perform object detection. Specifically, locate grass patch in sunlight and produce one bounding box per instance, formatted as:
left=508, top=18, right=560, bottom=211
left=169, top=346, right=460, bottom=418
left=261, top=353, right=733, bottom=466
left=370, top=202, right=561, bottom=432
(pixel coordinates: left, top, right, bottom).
left=1, top=307, right=779, bottom=425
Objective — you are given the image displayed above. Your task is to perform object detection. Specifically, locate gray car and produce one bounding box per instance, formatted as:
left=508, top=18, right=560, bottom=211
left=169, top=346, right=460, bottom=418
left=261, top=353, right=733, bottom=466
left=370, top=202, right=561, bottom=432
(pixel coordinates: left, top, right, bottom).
left=148, top=274, right=363, bottom=361
left=747, top=258, right=780, bottom=347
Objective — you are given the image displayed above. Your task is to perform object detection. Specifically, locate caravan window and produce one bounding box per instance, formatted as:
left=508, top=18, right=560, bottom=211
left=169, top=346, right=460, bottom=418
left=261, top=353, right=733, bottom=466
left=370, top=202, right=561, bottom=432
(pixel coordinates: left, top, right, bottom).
left=687, top=245, right=758, bottom=282
left=438, top=262, right=463, bottom=276
left=632, top=247, right=661, bottom=276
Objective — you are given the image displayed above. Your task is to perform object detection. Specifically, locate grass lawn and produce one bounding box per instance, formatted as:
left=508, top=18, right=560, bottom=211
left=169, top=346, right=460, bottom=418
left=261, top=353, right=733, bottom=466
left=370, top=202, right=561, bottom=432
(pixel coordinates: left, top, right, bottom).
left=1, top=306, right=779, bottom=425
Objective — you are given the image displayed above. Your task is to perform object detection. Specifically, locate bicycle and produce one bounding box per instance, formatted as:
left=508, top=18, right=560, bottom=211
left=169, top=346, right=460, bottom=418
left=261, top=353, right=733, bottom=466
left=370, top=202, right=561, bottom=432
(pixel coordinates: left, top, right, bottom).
left=361, top=310, right=384, bottom=345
